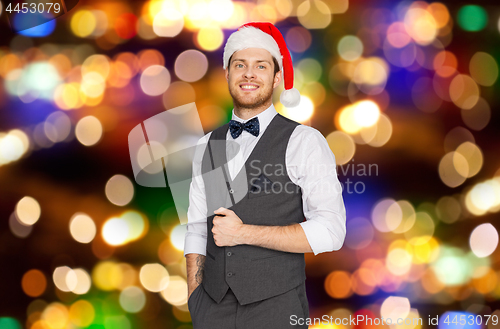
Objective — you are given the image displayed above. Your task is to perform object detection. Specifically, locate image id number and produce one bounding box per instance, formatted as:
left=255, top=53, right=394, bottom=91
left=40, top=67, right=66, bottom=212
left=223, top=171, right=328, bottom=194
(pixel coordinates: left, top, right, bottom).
left=444, top=314, right=498, bottom=326
left=5, top=2, right=62, bottom=14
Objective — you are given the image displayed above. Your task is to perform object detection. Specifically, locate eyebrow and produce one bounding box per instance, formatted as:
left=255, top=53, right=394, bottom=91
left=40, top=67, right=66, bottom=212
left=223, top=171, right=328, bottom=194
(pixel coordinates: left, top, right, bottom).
left=232, top=59, right=272, bottom=65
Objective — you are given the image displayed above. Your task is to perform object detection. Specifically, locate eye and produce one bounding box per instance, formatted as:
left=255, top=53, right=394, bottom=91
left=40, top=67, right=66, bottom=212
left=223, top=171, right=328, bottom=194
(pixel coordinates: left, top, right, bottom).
left=236, top=64, right=243, bottom=68
left=258, top=65, right=266, bottom=69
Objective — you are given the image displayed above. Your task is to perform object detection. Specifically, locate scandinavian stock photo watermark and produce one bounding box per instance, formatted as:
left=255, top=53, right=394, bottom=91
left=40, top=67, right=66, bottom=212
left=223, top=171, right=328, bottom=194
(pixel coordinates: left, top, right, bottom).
left=337, top=158, right=379, bottom=194
left=290, top=313, right=499, bottom=327
left=246, top=158, right=379, bottom=195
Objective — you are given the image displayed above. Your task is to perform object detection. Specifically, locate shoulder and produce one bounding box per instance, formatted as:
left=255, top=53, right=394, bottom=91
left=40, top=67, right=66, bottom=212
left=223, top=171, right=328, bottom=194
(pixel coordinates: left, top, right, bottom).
left=207, top=122, right=229, bottom=141
left=287, top=124, right=334, bottom=162
left=286, top=123, right=330, bottom=157
left=194, top=119, right=232, bottom=153
left=290, top=124, right=328, bottom=144
left=192, top=131, right=213, bottom=161
left=196, top=119, right=230, bottom=145
left=276, top=113, right=301, bottom=126
left=274, top=114, right=327, bottom=141
left=196, top=131, right=213, bottom=146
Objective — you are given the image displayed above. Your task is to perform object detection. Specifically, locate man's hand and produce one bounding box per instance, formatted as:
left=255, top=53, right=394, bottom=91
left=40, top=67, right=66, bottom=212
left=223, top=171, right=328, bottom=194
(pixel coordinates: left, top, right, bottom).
left=212, top=207, right=244, bottom=246
left=211, top=207, right=313, bottom=253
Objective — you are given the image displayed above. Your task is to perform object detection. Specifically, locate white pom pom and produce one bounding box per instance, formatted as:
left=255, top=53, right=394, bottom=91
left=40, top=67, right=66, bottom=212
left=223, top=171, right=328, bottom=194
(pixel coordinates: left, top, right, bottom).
left=280, top=88, right=301, bottom=107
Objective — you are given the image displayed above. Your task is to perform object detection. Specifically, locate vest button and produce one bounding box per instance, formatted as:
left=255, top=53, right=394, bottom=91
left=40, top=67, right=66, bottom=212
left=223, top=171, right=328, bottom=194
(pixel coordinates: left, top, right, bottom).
left=229, top=189, right=234, bottom=194
left=227, top=252, right=232, bottom=256
left=227, top=272, right=233, bottom=277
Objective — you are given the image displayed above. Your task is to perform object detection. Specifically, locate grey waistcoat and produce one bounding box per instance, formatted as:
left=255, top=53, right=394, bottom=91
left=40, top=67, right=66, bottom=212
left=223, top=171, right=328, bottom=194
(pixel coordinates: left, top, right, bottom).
left=200, top=113, right=306, bottom=305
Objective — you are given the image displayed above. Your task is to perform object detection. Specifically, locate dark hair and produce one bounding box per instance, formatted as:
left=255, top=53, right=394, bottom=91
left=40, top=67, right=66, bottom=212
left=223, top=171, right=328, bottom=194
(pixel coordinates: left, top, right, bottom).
left=228, top=53, right=280, bottom=78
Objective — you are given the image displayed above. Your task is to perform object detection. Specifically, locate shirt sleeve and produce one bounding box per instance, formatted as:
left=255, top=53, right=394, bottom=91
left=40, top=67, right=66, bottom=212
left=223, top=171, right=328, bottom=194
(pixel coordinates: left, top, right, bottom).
left=183, top=132, right=212, bottom=257
left=287, top=125, right=347, bottom=255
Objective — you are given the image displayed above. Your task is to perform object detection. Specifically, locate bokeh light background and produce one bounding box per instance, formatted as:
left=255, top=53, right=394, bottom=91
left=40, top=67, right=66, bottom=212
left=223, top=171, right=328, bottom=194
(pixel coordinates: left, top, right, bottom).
left=0, top=0, right=500, bottom=328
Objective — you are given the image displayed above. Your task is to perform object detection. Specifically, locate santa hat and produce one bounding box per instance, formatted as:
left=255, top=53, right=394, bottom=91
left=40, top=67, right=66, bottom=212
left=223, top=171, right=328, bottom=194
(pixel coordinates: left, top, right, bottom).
left=223, top=22, right=301, bottom=108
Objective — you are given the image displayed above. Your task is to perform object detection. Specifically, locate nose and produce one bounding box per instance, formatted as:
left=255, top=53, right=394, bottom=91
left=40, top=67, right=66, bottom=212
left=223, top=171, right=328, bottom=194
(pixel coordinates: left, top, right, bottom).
left=243, top=66, right=256, bottom=80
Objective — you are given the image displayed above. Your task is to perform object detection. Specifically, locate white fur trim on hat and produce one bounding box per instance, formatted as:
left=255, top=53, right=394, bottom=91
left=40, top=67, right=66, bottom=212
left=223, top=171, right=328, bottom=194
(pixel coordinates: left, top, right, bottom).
left=280, top=87, right=301, bottom=107
left=223, top=26, right=283, bottom=70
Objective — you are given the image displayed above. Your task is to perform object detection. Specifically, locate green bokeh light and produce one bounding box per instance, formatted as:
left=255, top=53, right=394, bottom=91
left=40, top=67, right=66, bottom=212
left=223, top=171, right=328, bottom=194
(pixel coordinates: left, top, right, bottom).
left=0, top=317, right=22, bottom=329
left=457, top=5, right=488, bottom=32
left=431, top=246, right=472, bottom=285
left=104, top=315, right=131, bottom=329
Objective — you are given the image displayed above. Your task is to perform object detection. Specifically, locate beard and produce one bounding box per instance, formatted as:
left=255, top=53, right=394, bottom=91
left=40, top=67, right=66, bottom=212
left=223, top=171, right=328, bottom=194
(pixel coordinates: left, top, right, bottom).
left=228, top=81, right=274, bottom=110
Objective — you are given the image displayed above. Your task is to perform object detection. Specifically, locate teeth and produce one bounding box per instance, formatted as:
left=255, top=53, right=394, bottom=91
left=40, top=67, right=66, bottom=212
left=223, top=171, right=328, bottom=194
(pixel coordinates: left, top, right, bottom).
left=241, top=85, right=258, bottom=90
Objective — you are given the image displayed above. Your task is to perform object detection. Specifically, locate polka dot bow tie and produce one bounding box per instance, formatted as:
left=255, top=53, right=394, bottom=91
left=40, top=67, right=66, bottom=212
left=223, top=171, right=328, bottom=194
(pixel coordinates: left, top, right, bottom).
left=228, top=117, right=260, bottom=139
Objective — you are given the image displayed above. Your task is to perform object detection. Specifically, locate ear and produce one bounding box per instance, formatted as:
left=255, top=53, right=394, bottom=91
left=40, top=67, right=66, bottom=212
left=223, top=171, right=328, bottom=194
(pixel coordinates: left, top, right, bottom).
left=273, top=70, right=282, bottom=89
left=225, top=67, right=229, bottom=81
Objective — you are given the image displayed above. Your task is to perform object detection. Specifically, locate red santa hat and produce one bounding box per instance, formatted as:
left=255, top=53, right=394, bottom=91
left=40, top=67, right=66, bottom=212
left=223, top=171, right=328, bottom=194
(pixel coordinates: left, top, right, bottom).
left=223, top=22, right=301, bottom=108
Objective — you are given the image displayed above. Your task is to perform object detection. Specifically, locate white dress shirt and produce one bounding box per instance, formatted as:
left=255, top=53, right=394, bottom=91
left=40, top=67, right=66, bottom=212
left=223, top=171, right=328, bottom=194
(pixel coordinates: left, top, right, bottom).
left=183, top=103, right=346, bottom=256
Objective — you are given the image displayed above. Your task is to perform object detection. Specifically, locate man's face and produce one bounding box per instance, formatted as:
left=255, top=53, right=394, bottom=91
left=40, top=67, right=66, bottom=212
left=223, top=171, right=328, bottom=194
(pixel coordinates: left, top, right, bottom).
left=225, top=48, right=282, bottom=110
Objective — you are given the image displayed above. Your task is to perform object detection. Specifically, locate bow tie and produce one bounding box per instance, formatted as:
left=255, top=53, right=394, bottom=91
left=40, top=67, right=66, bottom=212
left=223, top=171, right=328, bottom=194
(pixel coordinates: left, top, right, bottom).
left=229, top=117, right=260, bottom=139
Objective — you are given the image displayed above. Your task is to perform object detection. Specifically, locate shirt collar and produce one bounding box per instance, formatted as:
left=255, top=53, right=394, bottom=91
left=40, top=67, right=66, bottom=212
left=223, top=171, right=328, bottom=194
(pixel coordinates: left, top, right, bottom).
left=230, top=103, right=278, bottom=134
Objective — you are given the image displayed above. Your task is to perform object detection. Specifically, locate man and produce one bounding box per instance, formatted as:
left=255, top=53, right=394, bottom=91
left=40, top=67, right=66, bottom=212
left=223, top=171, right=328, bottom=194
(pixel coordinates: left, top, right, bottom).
left=183, top=22, right=346, bottom=328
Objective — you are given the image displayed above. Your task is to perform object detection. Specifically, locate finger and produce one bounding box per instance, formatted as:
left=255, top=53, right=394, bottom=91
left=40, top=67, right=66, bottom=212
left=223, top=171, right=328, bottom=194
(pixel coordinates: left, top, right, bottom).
left=214, top=215, right=223, bottom=221
left=214, top=207, right=229, bottom=215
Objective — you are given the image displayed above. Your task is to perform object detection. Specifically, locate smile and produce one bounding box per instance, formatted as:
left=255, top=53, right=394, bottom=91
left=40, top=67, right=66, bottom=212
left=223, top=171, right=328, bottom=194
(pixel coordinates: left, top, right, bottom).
left=239, top=84, right=259, bottom=91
